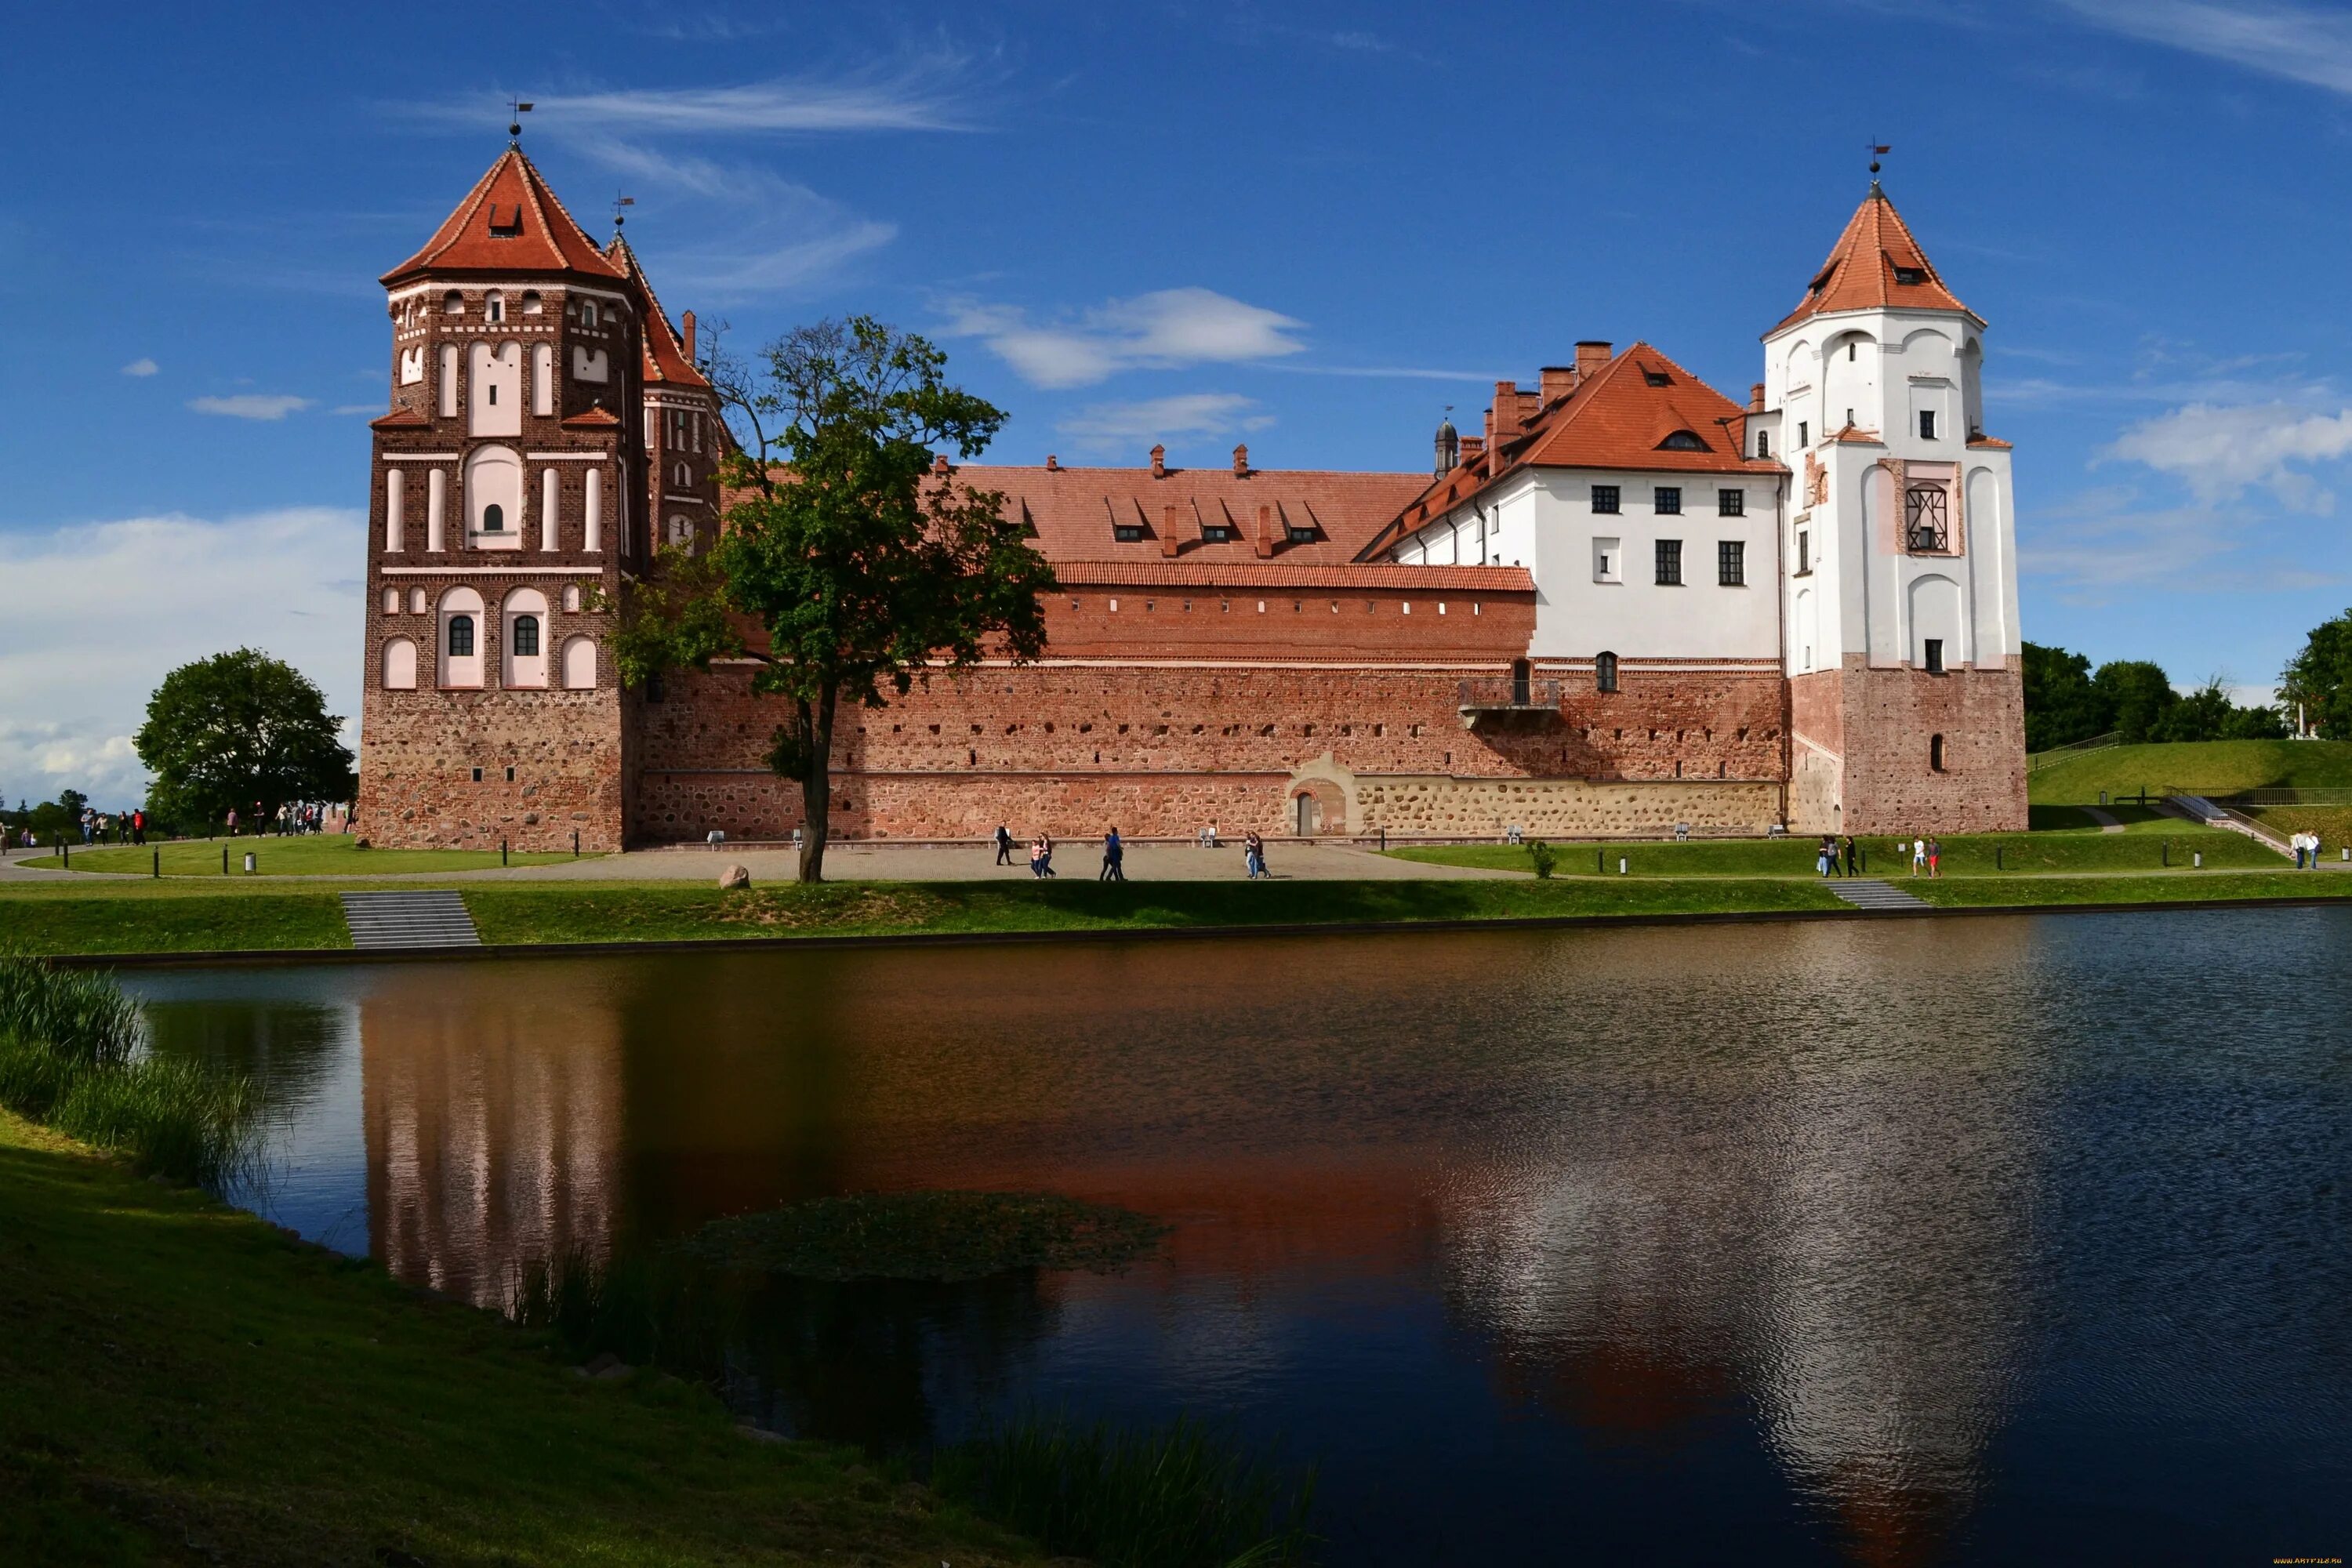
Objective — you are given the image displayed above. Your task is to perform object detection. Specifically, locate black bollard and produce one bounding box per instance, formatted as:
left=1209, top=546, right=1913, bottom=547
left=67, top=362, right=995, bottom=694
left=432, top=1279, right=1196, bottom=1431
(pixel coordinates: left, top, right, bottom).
left=223, top=845, right=229, bottom=876
left=572, top=829, right=579, bottom=858
left=502, top=839, right=509, bottom=867
left=152, top=850, right=159, bottom=879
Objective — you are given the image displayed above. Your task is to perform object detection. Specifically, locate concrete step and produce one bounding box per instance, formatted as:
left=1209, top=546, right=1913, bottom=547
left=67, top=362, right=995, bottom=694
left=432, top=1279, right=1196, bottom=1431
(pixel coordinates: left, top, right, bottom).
left=340, top=891, right=481, bottom=949
left=1826, top=878, right=1932, bottom=910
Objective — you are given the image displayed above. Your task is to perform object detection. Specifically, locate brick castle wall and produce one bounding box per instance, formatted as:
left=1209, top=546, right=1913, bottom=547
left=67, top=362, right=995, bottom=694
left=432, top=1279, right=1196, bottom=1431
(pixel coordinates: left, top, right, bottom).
left=1785, top=661, right=2027, bottom=834
left=358, top=685, right=627, bottom=851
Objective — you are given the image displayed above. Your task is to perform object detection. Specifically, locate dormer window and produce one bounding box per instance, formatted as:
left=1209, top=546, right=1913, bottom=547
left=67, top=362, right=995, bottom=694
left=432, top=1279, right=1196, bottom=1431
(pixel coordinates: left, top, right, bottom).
left=1203, top=524, right=1233, bottom=543
left=1642, top=368, right=1673, bottom=387
left=1657, top=430, right=1707, bottom=452
left=1755, top=430, right=1772, bottom=459
left=487, top=204, right=523, bottom=237
left=1287, top=524, right=1316, bottom=544
left=1893, top=266, right=1926, bottom=286
left=1114, top=524, right=1144, bottom=543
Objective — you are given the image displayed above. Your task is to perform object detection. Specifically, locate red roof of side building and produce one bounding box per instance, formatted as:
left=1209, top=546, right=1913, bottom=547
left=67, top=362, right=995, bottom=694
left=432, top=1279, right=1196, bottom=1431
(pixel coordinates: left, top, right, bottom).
left=1359, top=343, right=1782, bottom=559
left=1769, top=184, right=1976, bottom=334
left=1052, top=561, right=1532, bottom=592
left=382, top=148, right=629, bottom=287
left=606, top=234, right=710, bottom=390
left=369, top=406, right=432, bottom=430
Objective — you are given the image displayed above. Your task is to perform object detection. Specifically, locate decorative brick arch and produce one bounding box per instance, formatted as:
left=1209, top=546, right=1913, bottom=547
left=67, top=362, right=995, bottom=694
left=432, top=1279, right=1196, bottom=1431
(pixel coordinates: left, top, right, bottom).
left=1285, top=753, right=1356, bottom=837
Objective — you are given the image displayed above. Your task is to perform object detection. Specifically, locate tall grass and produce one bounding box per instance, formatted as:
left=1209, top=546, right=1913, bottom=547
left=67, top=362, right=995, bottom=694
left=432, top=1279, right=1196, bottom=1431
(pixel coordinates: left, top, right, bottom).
left=932, top=1411, right=1318, bottom=1568
left=0, top=953, right=256, bottom=1191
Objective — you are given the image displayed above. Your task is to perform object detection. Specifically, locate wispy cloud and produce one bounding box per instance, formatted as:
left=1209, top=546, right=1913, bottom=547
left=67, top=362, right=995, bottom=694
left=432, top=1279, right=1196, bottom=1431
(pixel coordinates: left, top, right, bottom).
left=510, top=52, right=989, bottom=136
left=0, top=507, right=362, bottom=807
left=187, top=394, right=312, bottom=420
left=2056, top=0, right=2352, bottom=95
left=1055, top=393, right=1273, bottom=452
left=1264, top=362, right=1498, bottom=383
left=944, top=289, right=1308, bottom=389
left=2103, top=402, right=2352, bottom=511
left=331, top=404, right=379, bottom=416
left=121, top=358, right=158, bottom=378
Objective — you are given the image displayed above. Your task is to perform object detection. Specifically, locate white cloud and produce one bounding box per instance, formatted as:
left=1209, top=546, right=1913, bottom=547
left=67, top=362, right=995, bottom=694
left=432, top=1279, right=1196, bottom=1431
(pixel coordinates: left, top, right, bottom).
left=2103, top=402, right=2352, bottom=510
left=121, top=357, right=158, bottom=377
left=526, top=58, right=983, bottom=134
left=2056, top=0, right=2352, bottom=95
left=1055, top=393, right=1273, bottom=452
left=564, top=139, right=895, bottom=297
left=944, top=289, right=1308, bottom=389
left=0, top=508, right=362, bottom=808
left=188, top=394, right=312, bottom=421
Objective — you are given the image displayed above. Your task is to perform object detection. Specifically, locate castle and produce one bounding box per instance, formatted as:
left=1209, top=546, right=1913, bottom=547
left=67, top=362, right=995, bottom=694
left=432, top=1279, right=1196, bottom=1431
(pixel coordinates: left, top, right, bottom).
left=358, top=146, right=2027, bottom=851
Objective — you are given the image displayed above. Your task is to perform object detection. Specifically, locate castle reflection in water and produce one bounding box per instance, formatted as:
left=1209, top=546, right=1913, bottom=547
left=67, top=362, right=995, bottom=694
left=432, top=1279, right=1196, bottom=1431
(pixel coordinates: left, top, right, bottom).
left=333, top=921, right=2067, bottom=1565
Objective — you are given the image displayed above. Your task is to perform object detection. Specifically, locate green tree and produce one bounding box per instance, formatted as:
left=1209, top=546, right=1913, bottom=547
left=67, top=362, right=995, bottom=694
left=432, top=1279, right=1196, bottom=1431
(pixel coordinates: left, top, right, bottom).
left=132, top=649, right=355, bottom=834
left=2281, top=608, right=2352, bottom=739
left=609, top=317, right=1054, bottom=882
left=2090, top=659, right=2177, bottom=744
left=2020, top=641, right=2109, bottom=752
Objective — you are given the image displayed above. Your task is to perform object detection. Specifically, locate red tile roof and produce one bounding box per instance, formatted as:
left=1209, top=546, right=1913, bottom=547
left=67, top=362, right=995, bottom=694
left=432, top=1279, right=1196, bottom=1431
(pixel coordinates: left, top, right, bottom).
left=606, top=234, right=710, bottom=390
left=383, top=149, right=629, bottom=286
left=1359, top=343, right=1780, bottom=559
left=561, top=406, right=622, bottom=427
left=1770, top=185, right=1976, bottom=334
left=944, top=463, right=1431, bottom=567
left=1051, top=561, right=1532, bottom=593
left=369, top=407, right=430, bottom=430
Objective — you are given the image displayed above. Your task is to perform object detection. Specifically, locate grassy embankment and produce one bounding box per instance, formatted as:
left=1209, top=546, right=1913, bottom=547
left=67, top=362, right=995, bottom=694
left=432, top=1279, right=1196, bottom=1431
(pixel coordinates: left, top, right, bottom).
left=0, top=876, right=1856, bottom=956
left=1388, top=824, right=2283, bottom=877
left=2025, top=737, right=2352, bottom=806
left=22, top=836, right=586, bottom=876
left=0, top=1107, right=1049, bottom=1567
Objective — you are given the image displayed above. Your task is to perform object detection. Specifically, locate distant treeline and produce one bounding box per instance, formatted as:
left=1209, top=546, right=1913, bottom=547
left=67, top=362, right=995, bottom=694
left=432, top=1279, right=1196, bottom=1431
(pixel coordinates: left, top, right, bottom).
left=2025, top=606, right=2352, bottom=751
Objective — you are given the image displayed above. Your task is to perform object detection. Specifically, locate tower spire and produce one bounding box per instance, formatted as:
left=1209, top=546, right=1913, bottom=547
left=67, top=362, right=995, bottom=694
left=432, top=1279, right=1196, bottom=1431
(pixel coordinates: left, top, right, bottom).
left=507, top=98, right=534, bottom=147
left=1867, top=139, right=1889, bottom=192
left=612, top=192, right=635, bottom=236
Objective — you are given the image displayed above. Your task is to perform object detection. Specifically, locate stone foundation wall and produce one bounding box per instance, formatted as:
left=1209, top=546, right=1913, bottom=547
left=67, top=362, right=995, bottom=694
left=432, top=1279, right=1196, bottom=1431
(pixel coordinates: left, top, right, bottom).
left=358, top=686, right=626, bottom=851
left=1354, top=775, right=1782, bottom=837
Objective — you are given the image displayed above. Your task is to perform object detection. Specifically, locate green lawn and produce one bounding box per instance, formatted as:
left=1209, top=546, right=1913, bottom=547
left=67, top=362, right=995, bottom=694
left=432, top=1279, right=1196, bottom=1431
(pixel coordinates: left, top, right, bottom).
left=2241, top=805, right=2352, bottom=857
left=2028, top=739, right=2352, bottom=804
left=1387, top=825, right=2278, bottom=877
left=0, top=1109, right=1045, bottom=1566
left=1909, top=871, right=2352, bottom=908
left=22, top=836, right=588, bottom=877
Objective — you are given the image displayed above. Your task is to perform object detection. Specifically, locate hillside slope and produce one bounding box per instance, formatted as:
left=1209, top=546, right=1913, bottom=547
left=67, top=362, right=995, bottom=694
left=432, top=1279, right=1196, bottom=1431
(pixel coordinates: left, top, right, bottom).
left=2030, top=740, right=2352, bottom=803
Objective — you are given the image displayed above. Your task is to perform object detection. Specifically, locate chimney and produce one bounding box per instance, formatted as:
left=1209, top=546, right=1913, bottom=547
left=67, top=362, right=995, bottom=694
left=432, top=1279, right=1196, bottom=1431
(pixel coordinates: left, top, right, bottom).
left=1045, top=453, right=1059, bottom=471
left=1750, top=383, right=1766, bottom=412
left=681, top=310, right=696, bottom=361
left=1255, top=503, right=1275, bottom=559
left=1575, top=340, right=1613, bottom=381
left=932, top=453, right=949, bottom=474
left=1490, top=380, right=1523, bottom=447
left=1149, top=444, right=1167, bottom=478
left=1160, top=503, right=1179, bottom=557
left=1459, top=434, right=1486, bottom=468
left=1232, top=443, right=1249, bottom=476
left=1539, top=365, right=1575, bottom=405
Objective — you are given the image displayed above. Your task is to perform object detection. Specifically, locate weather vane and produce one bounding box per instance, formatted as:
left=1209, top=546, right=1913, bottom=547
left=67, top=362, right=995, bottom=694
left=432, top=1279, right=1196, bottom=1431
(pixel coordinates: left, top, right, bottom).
left=613, top=192, right=636, bottom=233
left=507, top=97, right=534, bottom=145
left=1867, top=138, right=1890, bottom=181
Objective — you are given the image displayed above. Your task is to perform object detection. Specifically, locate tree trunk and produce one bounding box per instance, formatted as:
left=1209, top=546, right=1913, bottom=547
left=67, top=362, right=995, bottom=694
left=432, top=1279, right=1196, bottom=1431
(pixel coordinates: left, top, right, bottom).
left=797, top=688, right=837, bottom=883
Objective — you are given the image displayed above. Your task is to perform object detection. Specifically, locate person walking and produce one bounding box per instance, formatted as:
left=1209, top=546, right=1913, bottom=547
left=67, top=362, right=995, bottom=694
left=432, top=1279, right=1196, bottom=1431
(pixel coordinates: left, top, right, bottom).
left=1038, top=832, right=1057, bottom=878
left=1909, top=836, right=1926, bottom=877
left=995, top=823, right=1014, bottom=866
left=1243, top=830, right=1263, bottom=879
left=131, top=808, right=145, bottom=847
left=1842, top=835, right=1858, bottom=877
left=1927, top=836, right=1942, bottom=879
left=1099, top=826, right=1125, bottom=882
left=1816, top=837, right=1831, bottom=878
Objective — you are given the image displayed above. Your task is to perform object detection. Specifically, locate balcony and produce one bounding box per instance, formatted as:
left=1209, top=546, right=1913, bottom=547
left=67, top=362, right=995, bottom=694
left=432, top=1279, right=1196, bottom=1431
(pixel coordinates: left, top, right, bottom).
left=1457, top=674, right=1562, bottom=728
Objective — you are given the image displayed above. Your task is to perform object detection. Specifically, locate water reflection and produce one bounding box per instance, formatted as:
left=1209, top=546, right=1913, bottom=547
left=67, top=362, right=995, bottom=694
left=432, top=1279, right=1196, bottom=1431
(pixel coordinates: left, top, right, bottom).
left=125, top=910, right=2352, bottom=1564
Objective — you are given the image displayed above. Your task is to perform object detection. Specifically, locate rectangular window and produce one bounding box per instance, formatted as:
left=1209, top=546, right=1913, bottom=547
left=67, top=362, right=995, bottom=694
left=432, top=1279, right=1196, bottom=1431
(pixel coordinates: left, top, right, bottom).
left=1924, top=637, right=1945, bottom=674
left=1796, top=530, right=1810, bottom=574
left=1919, top=409, right=1938, bottom=440
left=1653, top=486, right=1682, bottom=515
left=1591, top=485, right=1621, bottom=515
left=1905, top=485, right=1950, bottom=551
left=1755, top=430, right=1771, bottom=459
left=1114, top=524, right=1144, bottom=543
left=1202, top=524, right=1232, bottom=542
left=1592, top=536, right=1621, bottom=583
left=1719, top=540, right=1745, bottom=586
left=1287, top=524, right=1315, bottom=543
left=1655, top=539, right=1682, bottom=586
left=1798, top=420, right=1808, bottom=447
left=1717, top=488, right=1744, bottom=517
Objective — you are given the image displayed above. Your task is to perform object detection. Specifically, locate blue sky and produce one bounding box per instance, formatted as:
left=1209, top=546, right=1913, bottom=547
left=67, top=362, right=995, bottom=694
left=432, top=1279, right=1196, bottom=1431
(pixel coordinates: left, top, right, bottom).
left=6, top=0, right=2352, bottom=805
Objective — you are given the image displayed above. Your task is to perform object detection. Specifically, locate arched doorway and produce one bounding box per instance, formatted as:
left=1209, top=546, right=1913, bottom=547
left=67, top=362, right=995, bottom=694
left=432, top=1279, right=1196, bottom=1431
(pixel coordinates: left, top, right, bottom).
left=1289, top=782, right=1341, bottom=837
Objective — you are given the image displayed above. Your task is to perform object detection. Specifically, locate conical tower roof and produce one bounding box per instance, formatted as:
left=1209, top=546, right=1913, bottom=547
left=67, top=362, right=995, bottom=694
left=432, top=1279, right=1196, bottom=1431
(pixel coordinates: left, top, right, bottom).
left=605, top=231, right=710, bottom=390
left=1770, top=185, right=1976, bottom=335
left=382, top=148, right=629, bottom=286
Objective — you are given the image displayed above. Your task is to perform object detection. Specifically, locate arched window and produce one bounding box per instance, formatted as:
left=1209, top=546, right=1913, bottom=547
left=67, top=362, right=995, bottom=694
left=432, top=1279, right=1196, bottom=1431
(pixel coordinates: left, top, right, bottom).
left=447, top=615, right=474, bottom=656
left=438, top=586, right=485, bottom=688
left=1755, top=429, right=1771, bottom=459
left=674, top=461, right=691, bottom=486
left=1657, top=430, right=1708, bottom=452
left=580, top=300, right=599, bottom=328
left=442, top=289, right=463, bottom=315
left=408, top=587, right=426, bottom=614
left=382, top=587, right=397, bottom=614
left=485, top=291, right=505, bottom=323
left=382, top=637, right=416, bottom=690
left=503, top=589, right=550, bottom=688
left=1930, top=734, right=1947, bottom=772
left=561, top=583, right=581, bottom=612
left=521, top=290, right=543, bottom=316
left=1595, top=651, right=1619, bottom=694
left=482, top=503, right=504, bottom=533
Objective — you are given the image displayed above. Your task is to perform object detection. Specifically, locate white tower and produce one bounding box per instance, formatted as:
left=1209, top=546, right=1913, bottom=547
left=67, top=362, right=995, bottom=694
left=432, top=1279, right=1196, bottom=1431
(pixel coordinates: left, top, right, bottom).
left=1751, top=181, right=2027, bottom=833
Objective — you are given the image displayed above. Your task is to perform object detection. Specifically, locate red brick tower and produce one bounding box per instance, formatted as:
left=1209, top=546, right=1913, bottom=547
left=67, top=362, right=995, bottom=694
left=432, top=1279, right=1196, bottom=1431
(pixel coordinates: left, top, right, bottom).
left=357, top=144, right=647, bottom=850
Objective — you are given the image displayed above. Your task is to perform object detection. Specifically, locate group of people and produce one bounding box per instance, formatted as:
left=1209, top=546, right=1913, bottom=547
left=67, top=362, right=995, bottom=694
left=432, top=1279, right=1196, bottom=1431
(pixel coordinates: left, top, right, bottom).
left=1814, top=833, right=1943, bottom=877
left=989, top=824, right=1276, bottom=879
left=2289, top=830, right=2332, bottom=869
left=74, top=808, right=148, bottom=846
left=224, top=802, right=333, bottom=837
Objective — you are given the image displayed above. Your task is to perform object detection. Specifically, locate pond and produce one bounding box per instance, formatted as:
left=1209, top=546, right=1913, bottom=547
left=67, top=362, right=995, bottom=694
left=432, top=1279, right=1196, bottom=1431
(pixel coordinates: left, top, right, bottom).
left=126, top=910, right=2352, bottom=1565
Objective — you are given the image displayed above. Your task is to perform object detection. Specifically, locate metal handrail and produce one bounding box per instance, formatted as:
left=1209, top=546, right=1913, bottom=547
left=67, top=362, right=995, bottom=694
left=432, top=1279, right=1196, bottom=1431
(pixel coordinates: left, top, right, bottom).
left=2026, top=731, right=2122, bottom=772
left=1456, top=677, right=1562, bottom=711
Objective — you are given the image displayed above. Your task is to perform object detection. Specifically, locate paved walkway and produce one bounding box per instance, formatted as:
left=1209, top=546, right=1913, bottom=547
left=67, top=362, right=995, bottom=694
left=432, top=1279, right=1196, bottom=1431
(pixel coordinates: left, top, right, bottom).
left=2082, top=807, right=2128, bottom=833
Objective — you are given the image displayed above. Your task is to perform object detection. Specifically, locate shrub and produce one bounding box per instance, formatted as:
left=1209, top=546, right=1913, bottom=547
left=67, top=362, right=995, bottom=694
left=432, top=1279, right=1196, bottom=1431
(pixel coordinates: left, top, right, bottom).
left=1526, top=839, right=1557, bottom=880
